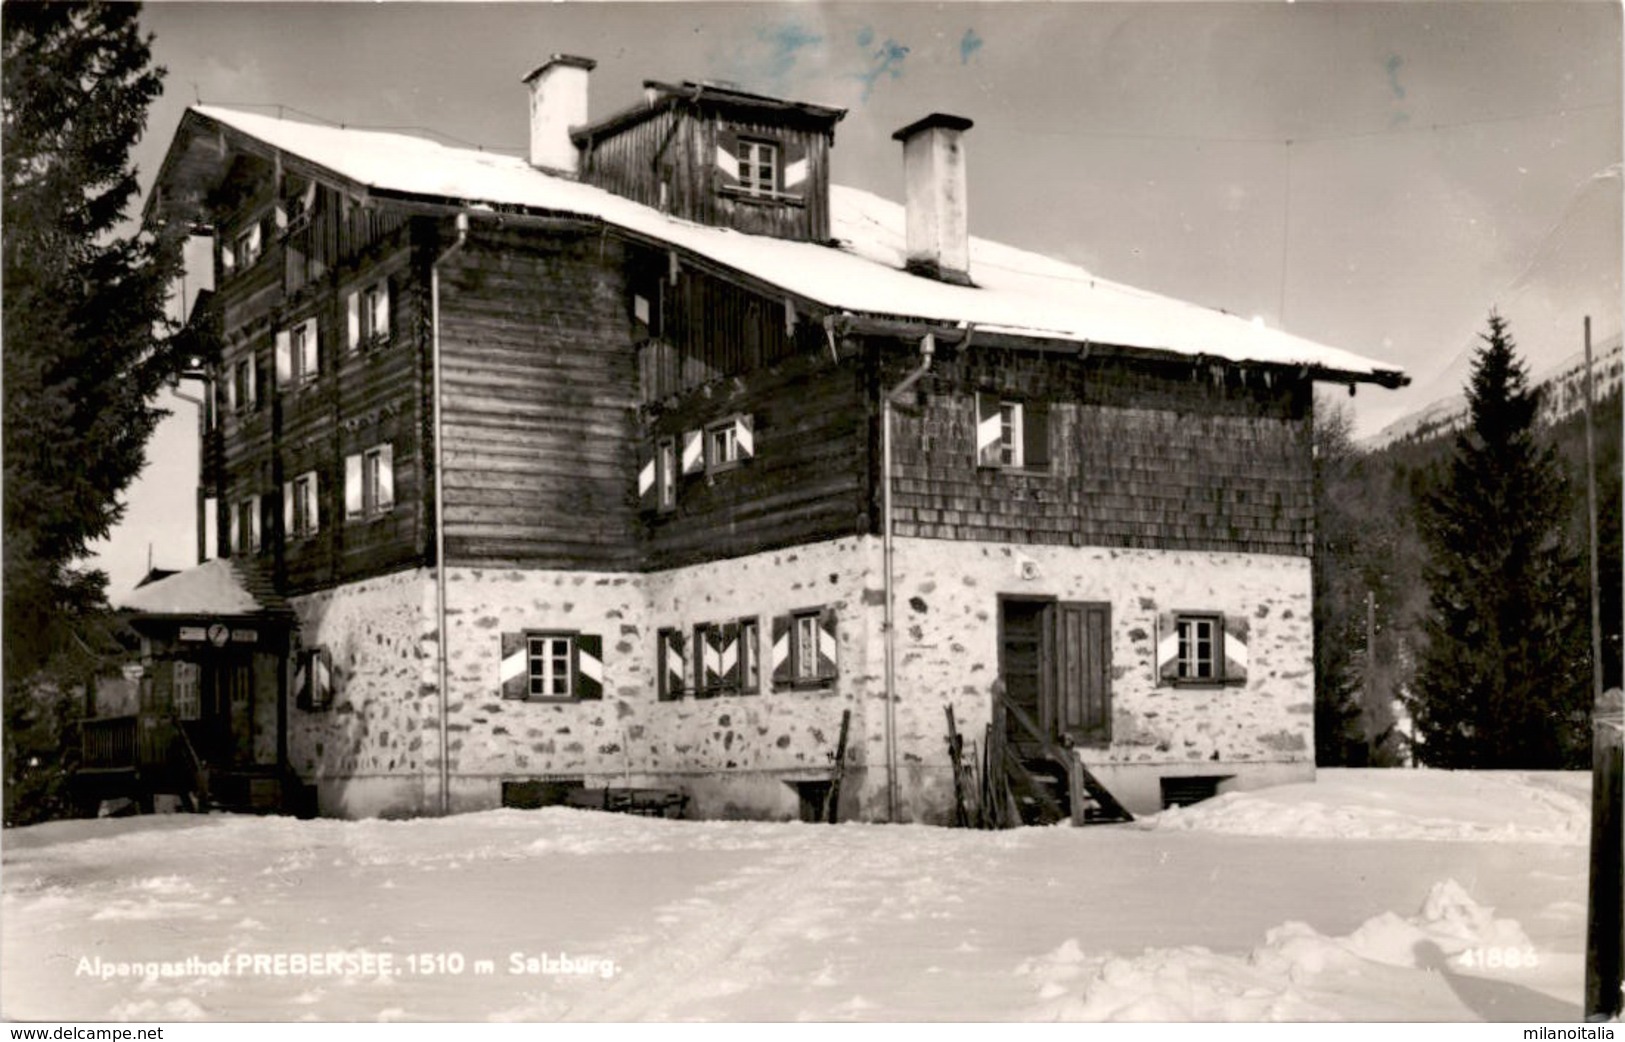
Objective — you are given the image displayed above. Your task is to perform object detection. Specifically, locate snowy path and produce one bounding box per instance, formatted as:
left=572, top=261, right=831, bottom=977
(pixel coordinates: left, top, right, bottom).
left=0, top=769, right=1593, bottom=1022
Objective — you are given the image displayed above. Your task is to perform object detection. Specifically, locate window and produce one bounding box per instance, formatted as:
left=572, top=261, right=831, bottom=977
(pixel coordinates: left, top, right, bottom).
left=772, top=607, right=838, bottom=688
left=695, top=414, right=754, bottom=474
left=738, top=139, right=778, bottom=197
left=658, top=627, right=686, bottom=701
left=173, top=662, right=201, bottom=721
left=1156, top=611, right=1250, bottom=687
left=528, top=635, right=574, bottom=700
left=794, top=614, right=818, bottom=681
left=345, top=444, right=394, bottom=521
left=975, top=393, right=1050, bottom=470
left=708, top=423, right=739, bottom=469
left=229, top=220, right=262, bottom=273
left=499, top=631, right=603, bottom=702
left=692, top=619, right=759, bottom=698
left=295, top=648, right=333, bottom=712
left=1176, top=614, right=1219, bottom=681
left=347, top=281, right=390, bottom=350
left=284, top=471, right=320, bottom=540
left=998, top=401, right=1024, bottom=467
left=231, top=357, right=258, bottom=413
left=276, top=319, right=320, bottom=388
left=230, top=495, right=262, bottom=555
left=657, top=437, right=677, bottom=512
left=739, top=617, right=760, bottom=693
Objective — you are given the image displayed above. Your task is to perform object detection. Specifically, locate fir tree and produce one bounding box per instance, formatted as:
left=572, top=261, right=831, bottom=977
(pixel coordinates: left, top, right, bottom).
left=3, top=3, right=184, bottom=822
left=1409, top=314, right=1590, bottom=768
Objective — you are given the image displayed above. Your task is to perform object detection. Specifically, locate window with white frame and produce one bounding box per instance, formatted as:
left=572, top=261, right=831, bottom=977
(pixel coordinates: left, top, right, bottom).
left=172, top=661, right=201, bottom=721
left=998, top=401, right=1024, bottom=467
left=739, top=616, right=760, bottom=693
left=345, top=443, right=394, bottom=521
left=233, top=221, right=262, bottom=271
left=347, top=281, right=391, bottom=350
left=286, top=470, right=320, bottom=540
left=708, top=422, right=740, bottom=470
left=794, top=613, right=818, bottom=682
left=1176, top=614, right=1220, bottom=681
left=294, top=320, right=318, bottom=383
left=231, top=495, right=262, bottom=555
left=657, top=436, right=677, bottom=512
left=527, top=634, right=574, bottom=700
left=738, top=139, right=778, bottom=197
left=231, top=357, right=257, bottom=413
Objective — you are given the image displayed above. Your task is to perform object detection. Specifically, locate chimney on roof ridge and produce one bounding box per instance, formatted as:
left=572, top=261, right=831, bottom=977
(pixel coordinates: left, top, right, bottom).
left=892, top=113, right=974, bottom=286
left=523, top=54, right=596, bottom=176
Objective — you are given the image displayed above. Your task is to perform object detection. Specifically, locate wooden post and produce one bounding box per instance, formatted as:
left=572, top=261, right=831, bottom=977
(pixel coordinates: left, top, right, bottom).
left=1586, top=687, right=1623, bottom=1021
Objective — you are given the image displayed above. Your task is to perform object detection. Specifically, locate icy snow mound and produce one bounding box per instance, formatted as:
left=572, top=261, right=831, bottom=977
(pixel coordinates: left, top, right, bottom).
left=1025, top=879, right=1536, bottom=1021
left=1140, top=769, right=1589, bottom=845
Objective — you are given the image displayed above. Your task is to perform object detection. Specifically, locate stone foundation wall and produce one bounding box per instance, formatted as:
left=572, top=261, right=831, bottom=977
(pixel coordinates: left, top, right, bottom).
left=887, top=537, right=1314, bottom=819
left=287, top=535, right=1313, bottom=822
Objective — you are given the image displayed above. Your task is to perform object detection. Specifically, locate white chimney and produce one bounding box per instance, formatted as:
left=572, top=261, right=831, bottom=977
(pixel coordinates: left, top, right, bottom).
left=522, top=54, right=596, bottom=176
left=892, top=113, right=974, bottom=286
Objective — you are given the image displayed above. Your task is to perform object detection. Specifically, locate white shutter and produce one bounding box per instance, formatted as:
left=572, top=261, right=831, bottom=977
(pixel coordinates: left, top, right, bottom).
left=221, top=240, right=236, bottom=274
left=784, top=157, right=808, bottom=189
left=681, top=430, right=704, bottom=474
left=376, top=444, right=394, bottom=511
left=275, top=330, right=292, bottom=386
left=975, top=392, right=1002, bottom=466
left=715, top=144, right=740, bottom=182
left=344, top=454, right=363, bottom=519
left=245, top=358, right=258, bottom=408
left=282, top=480, right=294, bottom=538
left=734, top=414, right=755, bottom=459
left=307, top=472, right=320, bottom=534
left=303, top=318, right=320, bottom=377
left=246, top=223, right=261, bottom=259
left=248, top=494, right=261, bottom=552
left=274, top=203, right=288, bottom=231
left=229, top=503, right=241, bottom=553
left=375, top=284, right=390, bottom=342
left=346, top=292, right=361, bottom=351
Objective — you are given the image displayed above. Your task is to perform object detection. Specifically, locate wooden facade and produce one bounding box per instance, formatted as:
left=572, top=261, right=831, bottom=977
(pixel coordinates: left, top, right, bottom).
left=578, top=85, right=840, bottom=243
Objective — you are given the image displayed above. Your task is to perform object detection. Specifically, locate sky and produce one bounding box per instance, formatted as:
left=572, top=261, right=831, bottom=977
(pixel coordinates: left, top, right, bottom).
left=90, top=1, right=1623, bottom=597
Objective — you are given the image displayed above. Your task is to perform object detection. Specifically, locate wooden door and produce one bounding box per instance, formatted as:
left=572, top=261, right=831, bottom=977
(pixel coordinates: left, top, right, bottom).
left=201, top=656, right=254, bottom=766
left=1055, top=602, right=1111, bottom=746
left=999, top=598, right=1052, bottom=754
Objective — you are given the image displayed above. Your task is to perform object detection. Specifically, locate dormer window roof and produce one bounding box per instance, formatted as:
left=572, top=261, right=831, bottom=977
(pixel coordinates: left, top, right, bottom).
left=570, top=79, right=846, bottom=148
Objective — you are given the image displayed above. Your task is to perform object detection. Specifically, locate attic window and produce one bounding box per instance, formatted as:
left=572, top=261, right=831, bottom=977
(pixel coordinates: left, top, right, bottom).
left=738, top=139, right=778, bottom=197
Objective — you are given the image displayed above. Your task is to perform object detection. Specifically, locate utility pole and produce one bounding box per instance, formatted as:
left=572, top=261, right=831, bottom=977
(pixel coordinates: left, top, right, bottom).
left=1582, top=314, right=1622, bottom=1021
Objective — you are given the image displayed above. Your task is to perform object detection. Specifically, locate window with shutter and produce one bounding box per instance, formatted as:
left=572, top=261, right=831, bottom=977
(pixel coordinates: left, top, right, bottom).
left=499, top=631, right=591, bottom=703
left=773, top=607, right=837, bottom=689
left=770, top=614, right=794, bottom=687
left=975, top=393, right=1051, bottom=471
left=658, top=627, right=687, bottom=701
left=1157, top=611, right=1245, bottom=687
left=346, top=291, right=361, bottom=352
left=364, top=281, right=390, bottom=345
left=297, top=318, right=319, bottom=382
left=657, top=438, right=677, bottom=512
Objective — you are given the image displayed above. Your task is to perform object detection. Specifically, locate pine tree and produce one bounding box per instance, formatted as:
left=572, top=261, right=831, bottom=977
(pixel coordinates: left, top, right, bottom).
left=1410, top=313, right=1590, bottom=768
left=3, top=3, right=185, bottom=822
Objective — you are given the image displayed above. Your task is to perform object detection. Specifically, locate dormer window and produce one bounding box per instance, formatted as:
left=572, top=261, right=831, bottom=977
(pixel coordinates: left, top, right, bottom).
left=737, top=139, right=778, bottom=197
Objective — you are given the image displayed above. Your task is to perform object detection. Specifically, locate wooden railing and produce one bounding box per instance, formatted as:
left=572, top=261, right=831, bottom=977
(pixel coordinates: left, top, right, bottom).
left=81, top=715, right=138, bottom=769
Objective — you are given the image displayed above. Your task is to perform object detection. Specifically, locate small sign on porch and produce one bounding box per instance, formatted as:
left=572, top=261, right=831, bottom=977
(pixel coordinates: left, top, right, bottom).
left=120, top=663, right=146, bottom=681
left=179, top=625, right=207, bottom=642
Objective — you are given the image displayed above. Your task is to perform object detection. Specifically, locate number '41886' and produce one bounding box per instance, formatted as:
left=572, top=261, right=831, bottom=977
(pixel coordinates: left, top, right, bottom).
left=1454, top=946, right=1539, bottom=970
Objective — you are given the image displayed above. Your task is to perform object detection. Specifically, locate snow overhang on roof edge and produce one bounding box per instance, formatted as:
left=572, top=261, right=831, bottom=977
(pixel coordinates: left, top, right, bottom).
left=156, top=106, right=1408, bottom=388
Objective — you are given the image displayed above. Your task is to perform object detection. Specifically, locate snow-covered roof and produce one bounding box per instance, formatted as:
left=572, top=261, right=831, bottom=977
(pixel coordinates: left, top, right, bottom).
left=180, top=105, right=1406, bottom=385
left=118, top=558, right=286, bottom=616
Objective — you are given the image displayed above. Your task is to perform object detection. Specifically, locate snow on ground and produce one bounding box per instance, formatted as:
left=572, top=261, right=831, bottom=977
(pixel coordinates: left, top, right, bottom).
left=0, top=769, right=1592, bottom=1022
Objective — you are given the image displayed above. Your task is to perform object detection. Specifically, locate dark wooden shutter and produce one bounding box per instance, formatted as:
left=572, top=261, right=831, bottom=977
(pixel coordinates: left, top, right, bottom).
left=719, top=621, right=740, bottom=691
left=782, top=136, right=809, bottom=193
left=1222, top=615, right=1250, bottom=685
left=816, top=607, right=839, bottom=680
left=500, top=632, right=528, bottom=700
left=975, top=392, right=1001, bottom=467
left=658, top=628, right=686, bottom=701
left=1023, top=400, right=1051, bottom=469
left=1155, top=612, right=1179, bottom=686
left=771, top=614, right=793, bottom=686
left=311, top=648, right=333, bottom=710
left=576, top=634, right=603, bottom=700
left=638, top=447, right=658, bottom=512
left=715, top=127, right=740, bottom=189
left=1057, top=603, right=1110, bottom=744
left=681, top=429, right=705, bottom=474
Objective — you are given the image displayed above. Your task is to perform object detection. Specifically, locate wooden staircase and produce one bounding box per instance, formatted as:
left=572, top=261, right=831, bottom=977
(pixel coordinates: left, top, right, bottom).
left=978, top=693, right=1133, bottom=828
left=74, top=713, right=308, bottom=816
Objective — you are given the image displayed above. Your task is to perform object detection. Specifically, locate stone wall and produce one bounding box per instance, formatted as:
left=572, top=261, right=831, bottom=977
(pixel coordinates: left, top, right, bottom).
left=288, top=534, right=1313, bottom=821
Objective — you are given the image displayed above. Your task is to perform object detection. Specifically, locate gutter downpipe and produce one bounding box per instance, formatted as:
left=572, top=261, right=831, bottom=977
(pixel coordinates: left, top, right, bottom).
left=882, top=328, right=946, bottom=823
left=431, top=212, right=469, bottom=816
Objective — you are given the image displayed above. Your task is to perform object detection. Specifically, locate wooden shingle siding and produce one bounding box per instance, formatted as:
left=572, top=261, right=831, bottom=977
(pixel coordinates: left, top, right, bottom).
left=884, top=348, right=1315, bottom=557
left=641, top=351, right=869, bottom=569
left=583, top=108, right=830, bottom=242
left=437, top=227, right=641, bottom=570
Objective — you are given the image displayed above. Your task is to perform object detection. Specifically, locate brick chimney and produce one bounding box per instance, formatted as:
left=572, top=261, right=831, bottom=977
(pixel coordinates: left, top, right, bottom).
left=522, top=54, right=596, bottom=176
left=892, top=113, right=974, bottom=286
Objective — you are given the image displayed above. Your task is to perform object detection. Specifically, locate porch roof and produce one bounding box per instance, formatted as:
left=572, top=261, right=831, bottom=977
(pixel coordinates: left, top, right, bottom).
left=117, top=558, right=292, bottom=618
